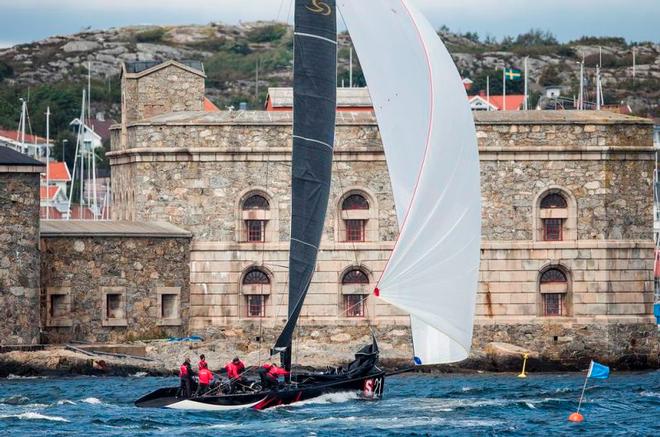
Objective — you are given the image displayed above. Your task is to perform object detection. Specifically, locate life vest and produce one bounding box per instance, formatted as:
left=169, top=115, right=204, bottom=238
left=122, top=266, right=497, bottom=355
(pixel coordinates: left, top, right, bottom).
left=225, top=361, right=245, bottom=379
left=179, top=364, right=189, bottom=378
left=267, top=365, right=290, bottom=378
left=198, top=368, right=213, bottom=385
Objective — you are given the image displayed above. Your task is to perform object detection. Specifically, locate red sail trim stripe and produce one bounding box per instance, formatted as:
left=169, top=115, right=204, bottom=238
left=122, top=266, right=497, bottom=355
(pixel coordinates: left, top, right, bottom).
left=375, top=0, right=436, bottom=294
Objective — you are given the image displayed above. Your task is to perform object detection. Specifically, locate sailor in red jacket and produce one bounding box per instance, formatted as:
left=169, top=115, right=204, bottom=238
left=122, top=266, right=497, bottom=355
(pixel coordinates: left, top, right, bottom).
left=224, top=357, right=246, bottom=393
left=197, top=354, right=207, bottom=371
left=176, top=357, right=193, bottom=398
left=258, top=363, right=290, bottom=389
left=195, top=362, right=214, bottom=396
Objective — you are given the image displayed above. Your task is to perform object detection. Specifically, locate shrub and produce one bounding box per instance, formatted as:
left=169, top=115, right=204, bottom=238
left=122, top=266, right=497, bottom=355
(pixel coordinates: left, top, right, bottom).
left=135, top=27, right=167, bottom=43
left=247, top=24, right=288, bottom=43
left=0, top=60, right=13, bottom=81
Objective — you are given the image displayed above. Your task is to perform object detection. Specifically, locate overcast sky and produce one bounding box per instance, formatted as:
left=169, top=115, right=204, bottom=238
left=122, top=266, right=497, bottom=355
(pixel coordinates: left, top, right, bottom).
left=0, top=0, right=658, bottom=48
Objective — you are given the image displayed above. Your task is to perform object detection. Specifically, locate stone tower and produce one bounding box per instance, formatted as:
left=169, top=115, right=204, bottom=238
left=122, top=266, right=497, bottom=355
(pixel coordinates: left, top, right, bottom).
left=119, top=60, right=206, bottom=150
left=0, top=147, right=45, bottom=345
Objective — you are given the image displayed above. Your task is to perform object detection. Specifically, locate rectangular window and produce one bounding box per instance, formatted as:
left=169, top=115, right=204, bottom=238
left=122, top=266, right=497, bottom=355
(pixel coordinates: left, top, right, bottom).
left=106, top=294, right=124, bottom=319
left=246, top=220, right=265, bottom=242
left=345, top=219, right=366, bottom=242
left=344, top=295, right=365, bottom=317
left=161, top=294, right=177, bottom=319
left=543, top=218, right=563, bottom=241
left=543, top=293, right=564, bottom=316
left=50, top=294, right=67, bottom=318
left=247, top=295, right=266, bottom=318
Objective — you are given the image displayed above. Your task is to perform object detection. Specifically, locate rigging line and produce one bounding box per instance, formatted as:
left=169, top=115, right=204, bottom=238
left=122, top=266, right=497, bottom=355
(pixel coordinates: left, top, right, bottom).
left=286, top=0, right=294, bottom=25
left=276, top=0, right=287, bottom=22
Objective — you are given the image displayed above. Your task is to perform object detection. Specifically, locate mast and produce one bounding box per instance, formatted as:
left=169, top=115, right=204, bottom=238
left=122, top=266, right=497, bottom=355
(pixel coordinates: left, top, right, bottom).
left=46, top=106, right=50, bottom=220
left=273, top=0, right=337, bottom=371
left=523, top=57, right=528, bottom=111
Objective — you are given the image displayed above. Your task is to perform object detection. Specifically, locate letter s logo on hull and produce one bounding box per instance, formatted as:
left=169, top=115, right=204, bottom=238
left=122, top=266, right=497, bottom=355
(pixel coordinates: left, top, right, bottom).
left=306, top=0, right=332, bottom=16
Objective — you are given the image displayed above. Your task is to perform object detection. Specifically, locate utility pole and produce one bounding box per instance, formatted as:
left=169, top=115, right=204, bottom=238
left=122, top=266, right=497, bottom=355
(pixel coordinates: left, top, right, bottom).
left=595, top=65, right=601, bottom=110
left=632, top=47, right=636, bottom=81
left=577, top=57, right=585, bottom=110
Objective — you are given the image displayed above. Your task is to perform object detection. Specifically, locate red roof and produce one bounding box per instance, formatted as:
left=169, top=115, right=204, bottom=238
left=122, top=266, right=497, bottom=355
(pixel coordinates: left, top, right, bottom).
left=40, top=185, right=61, bottom=201
left=203, top=97, right=220, bottom=112
left=41, top=161, right=71, bottom=182
left=471, top=93, right=526, bottom=111
left=0, top=129, right=47, bottom=144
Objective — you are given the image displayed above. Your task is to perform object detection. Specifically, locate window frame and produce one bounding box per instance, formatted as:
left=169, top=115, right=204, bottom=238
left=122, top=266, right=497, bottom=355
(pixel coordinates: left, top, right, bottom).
left=345, top=219, right=366, bottom=242
left=246, top=295, right=266, bottom=318
left=344, top=294, right=365, bottom=318
left=245, top=219, right=266, bottom=242
left=543, top=218, right=563, bottom=241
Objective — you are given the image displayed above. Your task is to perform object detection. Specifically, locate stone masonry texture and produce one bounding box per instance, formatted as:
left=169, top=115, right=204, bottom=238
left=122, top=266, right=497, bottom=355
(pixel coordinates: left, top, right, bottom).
left=0, top=172, right=41, bottom=345
left=105, top=65, right=660, bottom=367
left=40, top=236, right=191, bottom=343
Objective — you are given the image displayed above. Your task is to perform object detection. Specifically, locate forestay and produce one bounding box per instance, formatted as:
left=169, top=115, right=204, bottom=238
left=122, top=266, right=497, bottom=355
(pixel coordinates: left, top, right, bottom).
left=339, top=0, right=481, bottom=364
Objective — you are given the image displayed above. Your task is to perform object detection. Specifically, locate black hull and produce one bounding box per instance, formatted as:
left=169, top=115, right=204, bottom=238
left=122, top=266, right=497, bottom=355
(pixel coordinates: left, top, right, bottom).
left=135, top=372, right=385, bottom=411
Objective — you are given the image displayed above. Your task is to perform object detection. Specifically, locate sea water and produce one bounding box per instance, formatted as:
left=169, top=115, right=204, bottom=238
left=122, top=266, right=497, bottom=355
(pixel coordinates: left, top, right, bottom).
left=0, top=371, right=658, bottom=436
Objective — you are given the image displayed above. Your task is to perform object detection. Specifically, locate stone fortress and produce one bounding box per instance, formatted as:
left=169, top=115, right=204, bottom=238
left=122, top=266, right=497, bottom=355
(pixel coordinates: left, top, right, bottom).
left=1, top=59, right=657, bottom=368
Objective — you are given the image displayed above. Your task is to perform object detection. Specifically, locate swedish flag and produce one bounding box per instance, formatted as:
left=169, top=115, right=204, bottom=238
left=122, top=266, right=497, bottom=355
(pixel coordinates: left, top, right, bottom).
left=504, top=68, right=522, bottom=81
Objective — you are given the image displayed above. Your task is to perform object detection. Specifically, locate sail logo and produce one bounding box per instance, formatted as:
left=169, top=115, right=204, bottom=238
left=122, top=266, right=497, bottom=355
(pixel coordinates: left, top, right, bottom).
left=306, top=0, right=332, bottom=16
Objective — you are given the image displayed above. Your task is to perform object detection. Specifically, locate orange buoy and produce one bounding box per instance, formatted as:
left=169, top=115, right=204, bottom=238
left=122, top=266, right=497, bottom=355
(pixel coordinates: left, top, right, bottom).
left=568, top=412, right=584, bottom=422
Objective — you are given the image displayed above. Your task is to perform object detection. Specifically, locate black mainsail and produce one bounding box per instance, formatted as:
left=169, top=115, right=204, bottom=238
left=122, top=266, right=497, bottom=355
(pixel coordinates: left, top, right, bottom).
left=273, top=0, right=337, bottom=370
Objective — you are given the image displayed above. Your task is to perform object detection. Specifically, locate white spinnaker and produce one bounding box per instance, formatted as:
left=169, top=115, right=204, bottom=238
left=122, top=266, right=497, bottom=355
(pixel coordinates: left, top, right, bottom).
left=339, top=0, right=481, bottom=364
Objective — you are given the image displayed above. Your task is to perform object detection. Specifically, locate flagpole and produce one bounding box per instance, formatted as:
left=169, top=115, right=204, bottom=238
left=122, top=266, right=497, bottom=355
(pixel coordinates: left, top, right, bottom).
left=502, top=67, right=506, bottom=111
left=523, top=57, right=528, bottom=111
left=575, top=372, right=589, bottom=414
left=486, top=76, right=490, bottom=111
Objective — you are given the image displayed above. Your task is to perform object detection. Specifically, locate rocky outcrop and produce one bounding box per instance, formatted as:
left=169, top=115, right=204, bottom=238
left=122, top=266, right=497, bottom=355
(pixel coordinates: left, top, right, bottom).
left=0, top=23, right=657, bottom=117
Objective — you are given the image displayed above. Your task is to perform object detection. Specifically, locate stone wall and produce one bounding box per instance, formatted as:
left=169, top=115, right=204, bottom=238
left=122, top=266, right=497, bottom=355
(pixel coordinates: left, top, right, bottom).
left=0, top=172, right=42, bottom=345
left=40, top=233, right=191, bottom=343
left=121, top=64, right=205, bottom=126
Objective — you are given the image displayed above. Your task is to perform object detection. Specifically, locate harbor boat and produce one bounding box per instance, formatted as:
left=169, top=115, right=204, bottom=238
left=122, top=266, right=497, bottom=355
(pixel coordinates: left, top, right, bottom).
left=135, top=0, right=480, bottom=410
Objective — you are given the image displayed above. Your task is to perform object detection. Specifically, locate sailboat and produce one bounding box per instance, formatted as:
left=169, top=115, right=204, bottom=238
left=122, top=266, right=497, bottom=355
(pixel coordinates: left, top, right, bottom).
left=135, top=0, right=480, bottom=411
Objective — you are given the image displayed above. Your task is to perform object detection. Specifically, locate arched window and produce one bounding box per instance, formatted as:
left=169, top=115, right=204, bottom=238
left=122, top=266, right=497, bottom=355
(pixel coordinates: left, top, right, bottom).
left=341, top=193, right=369, bottom=242
left=540, top=193, right=567, bottom=209
left=242, top=268, right=270, bottom=318
left=241, top=193, right=270, bottom=242
left=342, top=194, right=369, bottom=210
left=539, top=268, right=568, bottom=317
left=243, top=195, right=270, bottom=211
left=539, top=192, right=568, bottom=241
left=342, top=269, right=369, bottom=284
left=243, top=269, right=270, bottom=285
left=341, top=269, right=369, bottom=317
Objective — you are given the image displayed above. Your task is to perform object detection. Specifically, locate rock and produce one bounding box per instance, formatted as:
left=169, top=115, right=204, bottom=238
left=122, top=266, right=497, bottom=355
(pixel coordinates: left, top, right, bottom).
left=330, top=333, right=351, bottom=343
left=61, top=41, right=101, bottom=52
left=484, top=342, right=538, bottom=359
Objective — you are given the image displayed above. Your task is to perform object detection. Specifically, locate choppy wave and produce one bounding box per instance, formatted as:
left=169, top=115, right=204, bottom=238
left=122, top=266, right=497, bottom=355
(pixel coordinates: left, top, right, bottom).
left=56, top=400, right=76, bottom=406
left=5, top=374, right=42, bottom=380
left=130, top=372, right=148, bottom=378
left=0, top=412, right=69, bottom=422
left=82, top=397, right=103, bottom=405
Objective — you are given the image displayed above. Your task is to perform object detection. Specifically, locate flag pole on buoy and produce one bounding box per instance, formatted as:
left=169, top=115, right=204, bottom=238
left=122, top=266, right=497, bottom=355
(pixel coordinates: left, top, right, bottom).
left=517, top=353, right=529, bottom=378
left=568, top=360, right=610, bottom=422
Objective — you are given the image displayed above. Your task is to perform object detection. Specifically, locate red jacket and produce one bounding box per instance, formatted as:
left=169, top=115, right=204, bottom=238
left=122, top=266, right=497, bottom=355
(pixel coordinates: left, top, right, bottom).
left=198, top=359, right=207, bottom=371
left=225, top=360, right=245, bottom=379
left=198, top=368, right=213, bottom=385
left=265, top=364, right=289, bottom=378
left=179, top=364, right=190, bottom=378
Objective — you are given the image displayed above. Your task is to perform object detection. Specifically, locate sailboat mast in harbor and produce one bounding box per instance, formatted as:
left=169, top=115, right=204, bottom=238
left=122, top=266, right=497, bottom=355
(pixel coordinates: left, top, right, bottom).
left=273, top=0, right=338, bottom=372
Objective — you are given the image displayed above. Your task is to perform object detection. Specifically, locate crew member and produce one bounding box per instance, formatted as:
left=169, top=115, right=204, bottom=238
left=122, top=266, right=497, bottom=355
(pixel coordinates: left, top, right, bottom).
left=225, top=356, right=246, bottom=393
left=196, top=362, right=214, bottom=396
left=177, top=358, right=193, bottom=398
left=258, top=363, right=290, bottom=390
left=198, top=354, right=207, bottom=371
